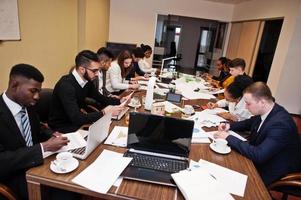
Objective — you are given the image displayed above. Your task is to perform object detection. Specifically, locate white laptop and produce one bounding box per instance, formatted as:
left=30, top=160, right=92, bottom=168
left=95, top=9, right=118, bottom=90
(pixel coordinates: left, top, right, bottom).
left=68, top=113, right=112, bottom=159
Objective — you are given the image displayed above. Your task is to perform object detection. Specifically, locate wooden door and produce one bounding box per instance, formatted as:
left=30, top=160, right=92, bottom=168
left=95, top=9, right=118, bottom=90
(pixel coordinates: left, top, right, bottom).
left=226, top=21, right=264, bottom=75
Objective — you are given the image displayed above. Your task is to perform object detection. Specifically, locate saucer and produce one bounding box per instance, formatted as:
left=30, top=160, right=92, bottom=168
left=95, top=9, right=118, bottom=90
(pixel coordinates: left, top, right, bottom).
left=209, top=143, right=231, bottom=154
left=128, top=102, right=141, bottom=108
left=50, top=158, right=79, bottom=174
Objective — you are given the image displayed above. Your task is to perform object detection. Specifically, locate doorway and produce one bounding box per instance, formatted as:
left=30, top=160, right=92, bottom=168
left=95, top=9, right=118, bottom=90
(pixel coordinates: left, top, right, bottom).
left=252, top=19, right=283, bottom=82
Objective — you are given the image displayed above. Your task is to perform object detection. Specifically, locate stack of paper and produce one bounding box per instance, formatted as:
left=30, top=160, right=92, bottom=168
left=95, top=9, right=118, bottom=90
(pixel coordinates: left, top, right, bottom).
left=172, top=169, right=234, bottom=200
left=197, top=159, right=248, bottom=197
left=104, top=126, right=128, bottom=147
left=72, top=150, right=132, bottom=194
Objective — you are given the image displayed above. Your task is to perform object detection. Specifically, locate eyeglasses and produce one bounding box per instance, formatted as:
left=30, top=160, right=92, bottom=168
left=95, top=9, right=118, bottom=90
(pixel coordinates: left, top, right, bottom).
left=85, top=68, right=99, bottom=74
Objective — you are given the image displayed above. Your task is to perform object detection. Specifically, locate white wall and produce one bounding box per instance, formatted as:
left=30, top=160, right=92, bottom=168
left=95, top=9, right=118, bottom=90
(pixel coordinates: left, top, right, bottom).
left=275, top=3, right=301, bottom=114
left=232, top=0, right=301, bottom=114
left=109, top=0, right=301, bottom=114
left=109, top=0, right=234, bottom=59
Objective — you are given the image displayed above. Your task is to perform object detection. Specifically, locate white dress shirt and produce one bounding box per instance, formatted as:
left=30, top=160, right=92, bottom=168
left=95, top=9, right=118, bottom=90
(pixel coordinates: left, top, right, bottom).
left=2, top=92, right=45, bottom=155
left=106, top=61, right=129, bottom=92
left=258, top=104, right=274, bottom=132
left=72, top=69, right=88, bottom=88
left=138, top=58, right=155, bottom=73
left=217, top=98, right=252, bottom=121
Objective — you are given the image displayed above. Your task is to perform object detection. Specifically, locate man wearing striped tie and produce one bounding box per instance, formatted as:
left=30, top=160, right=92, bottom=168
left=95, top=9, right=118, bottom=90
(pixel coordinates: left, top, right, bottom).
left=0, top=64, right=69, bottom=200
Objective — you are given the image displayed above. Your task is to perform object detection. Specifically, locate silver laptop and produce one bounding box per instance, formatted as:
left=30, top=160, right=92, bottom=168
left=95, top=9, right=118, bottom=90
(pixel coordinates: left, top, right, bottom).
left=68, top=113, right=112, bottom=159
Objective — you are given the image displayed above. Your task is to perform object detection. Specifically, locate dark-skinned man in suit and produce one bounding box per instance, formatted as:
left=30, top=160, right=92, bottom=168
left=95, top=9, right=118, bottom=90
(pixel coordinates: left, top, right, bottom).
left=0, top=64, right=69, bottom=199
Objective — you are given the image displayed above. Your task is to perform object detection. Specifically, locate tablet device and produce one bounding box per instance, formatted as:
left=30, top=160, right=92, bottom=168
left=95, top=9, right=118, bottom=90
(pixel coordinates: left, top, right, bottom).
left=166, top=92, right=182, bottom=104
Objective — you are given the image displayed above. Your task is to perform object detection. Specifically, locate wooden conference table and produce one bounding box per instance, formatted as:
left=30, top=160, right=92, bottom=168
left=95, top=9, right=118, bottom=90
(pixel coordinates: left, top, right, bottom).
left=26, top=90, right=271, bottom=200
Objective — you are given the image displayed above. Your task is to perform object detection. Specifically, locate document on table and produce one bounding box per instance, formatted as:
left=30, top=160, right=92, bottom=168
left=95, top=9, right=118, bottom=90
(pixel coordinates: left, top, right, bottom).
left=44, top=130, right=88, bottom=158
left=104, top=126, right=128, bottom=147
left=198, top=159, right=248, bottom=197
left=191, top=125, right=210, bottom=143
left=206, top=131, right=247, bottom=142
left=189, top=111, right=225, bottom=127
left=172, top=169, right=234, bottom=200
left=164, top=101, right=182, bottom=113
left=202, top=107, right=229, bottom=115
left=72, top=150, right=132, bottom=194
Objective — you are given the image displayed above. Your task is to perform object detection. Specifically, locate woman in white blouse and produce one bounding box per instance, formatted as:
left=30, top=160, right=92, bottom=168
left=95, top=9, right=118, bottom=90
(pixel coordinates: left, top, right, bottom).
left=139, top=44, right=156, bottom=73
left=207, top=75, right=253, bottom=121
left=106, top=50, right=139, bottom=94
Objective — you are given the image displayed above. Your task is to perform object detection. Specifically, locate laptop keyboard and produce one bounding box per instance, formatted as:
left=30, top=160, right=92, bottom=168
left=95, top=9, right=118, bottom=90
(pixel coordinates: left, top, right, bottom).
left=124, top=152, right=187, bottom=173
left=68, top=135, right=88, bottom=155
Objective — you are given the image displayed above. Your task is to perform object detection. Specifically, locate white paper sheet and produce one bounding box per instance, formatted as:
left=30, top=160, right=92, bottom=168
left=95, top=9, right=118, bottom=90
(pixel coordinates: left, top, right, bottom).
left=198, top=159, right=248, bottom=197
left=44, top=131, right=88, bottom=158
left=202, top=107, right=229, bottom=115
left=164, top=101, right=182, bottom=113
left=72, top=150, right=132, bottom=194
left=189, top=111, right=225, bottom=127
left=172, top=169, right=234, bottom=200
left=191, top=137, right=211, bottom=143
left=104, top=126, right=128, bottom=147
left=206, top=131, right=247, bottom=142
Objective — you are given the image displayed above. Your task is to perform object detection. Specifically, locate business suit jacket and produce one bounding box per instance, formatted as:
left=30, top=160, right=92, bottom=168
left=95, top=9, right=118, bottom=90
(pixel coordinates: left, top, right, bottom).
left=49, top=73, right=120, bottom=133
left=227, top=103, right=301, bottom=185
left=0, top=96, right=46, bottom=199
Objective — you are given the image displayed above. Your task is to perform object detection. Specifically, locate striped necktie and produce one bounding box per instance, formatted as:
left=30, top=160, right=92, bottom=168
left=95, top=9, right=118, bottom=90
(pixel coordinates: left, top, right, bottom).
left=20, top=107, right=33, bottom=146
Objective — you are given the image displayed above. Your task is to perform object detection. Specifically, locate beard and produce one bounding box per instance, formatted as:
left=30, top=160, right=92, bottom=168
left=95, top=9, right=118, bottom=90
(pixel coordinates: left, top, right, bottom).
left=83, top=70, right=92, bottom=81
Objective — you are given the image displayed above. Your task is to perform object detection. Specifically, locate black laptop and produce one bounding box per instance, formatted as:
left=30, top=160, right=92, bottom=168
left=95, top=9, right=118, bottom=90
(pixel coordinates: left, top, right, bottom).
left=122, top=112, right=194, bottom=186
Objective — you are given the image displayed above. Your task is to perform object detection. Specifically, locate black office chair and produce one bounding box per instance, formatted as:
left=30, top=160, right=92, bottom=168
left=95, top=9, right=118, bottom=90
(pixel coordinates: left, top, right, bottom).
left=35, top=88, right=53, bottom=124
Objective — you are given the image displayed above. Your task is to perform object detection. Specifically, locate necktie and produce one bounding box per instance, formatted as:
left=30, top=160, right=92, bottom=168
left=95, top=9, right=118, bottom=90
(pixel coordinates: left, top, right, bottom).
left=20, top=107, right=33, bottom=146
left=101, top=70, right=110, bottom=96
left=249, top=118, right=262, bottom=144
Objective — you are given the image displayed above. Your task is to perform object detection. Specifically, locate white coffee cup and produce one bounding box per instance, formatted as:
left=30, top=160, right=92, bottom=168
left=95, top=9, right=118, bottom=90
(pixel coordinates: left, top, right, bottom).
left=213, top=138, right=228, bottom=152
left=184, top=105, right=194, bottom=116
left=130, top=97, right=140, bottom=106
left=55, top=152, right=73, bottom=168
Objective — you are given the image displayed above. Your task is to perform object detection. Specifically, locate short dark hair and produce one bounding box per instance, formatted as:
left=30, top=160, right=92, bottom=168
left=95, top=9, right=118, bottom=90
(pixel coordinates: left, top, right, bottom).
left=132, top=47, right=145, bottom=58
left=218, top=57, right=228, bottom=65
left=140, top=44, right=152, bottom=53
left=10, top=63, right=44, bottom=83
left=229, top=58, right=246, bottom=70
left=96, top=47, right=114, bottom=59
left=226, top=75, right=253, bottom=99
left=244, top=82, right=274, bottom=102
left=75, top=50, right=99, bottom=68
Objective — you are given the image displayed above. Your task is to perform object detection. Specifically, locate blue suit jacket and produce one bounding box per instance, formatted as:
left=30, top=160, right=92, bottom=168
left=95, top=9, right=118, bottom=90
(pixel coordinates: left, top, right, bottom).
left=227, top=103, right=301, bottom=185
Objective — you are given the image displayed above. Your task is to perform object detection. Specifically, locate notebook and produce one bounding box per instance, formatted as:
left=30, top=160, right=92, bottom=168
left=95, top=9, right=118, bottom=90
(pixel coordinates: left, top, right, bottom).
left=122, top=112, right=194, bottom=186
left=68, top=113, right=111, bottom=159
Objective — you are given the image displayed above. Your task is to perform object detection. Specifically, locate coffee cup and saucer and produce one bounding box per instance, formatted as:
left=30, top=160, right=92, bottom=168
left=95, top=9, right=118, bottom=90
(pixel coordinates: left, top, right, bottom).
left=128, top=97, right=141, bottom=108
left=50, top=152, right=79, bottom=174
left=209, top=138, right=231, bottom=154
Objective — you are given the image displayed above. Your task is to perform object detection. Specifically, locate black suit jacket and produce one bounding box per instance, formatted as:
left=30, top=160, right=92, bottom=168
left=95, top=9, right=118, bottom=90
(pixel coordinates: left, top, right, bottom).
left=49, top=73, right=120, bottom=133
left=227, top=103, right=301, bottom=185
left=0, top=96, right=46, bottom=199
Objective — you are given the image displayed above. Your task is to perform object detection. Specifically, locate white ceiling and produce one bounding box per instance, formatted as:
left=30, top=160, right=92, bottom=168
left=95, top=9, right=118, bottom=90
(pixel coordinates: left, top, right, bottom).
left=203, top=0, right=253, bottom=4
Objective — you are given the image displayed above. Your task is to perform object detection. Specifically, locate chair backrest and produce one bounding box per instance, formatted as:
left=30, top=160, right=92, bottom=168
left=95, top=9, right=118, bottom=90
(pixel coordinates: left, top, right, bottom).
left=35, top=88, right=53, bottom=123
left=291, top=114, right=301, bottom=134
left=0, top=183, right=16, bottom=200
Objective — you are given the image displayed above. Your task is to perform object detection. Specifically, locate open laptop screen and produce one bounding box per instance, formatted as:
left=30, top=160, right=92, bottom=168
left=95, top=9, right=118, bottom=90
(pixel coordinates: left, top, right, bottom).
left=128, top=112, right=194, bottom=157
